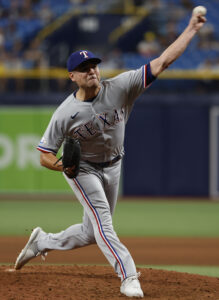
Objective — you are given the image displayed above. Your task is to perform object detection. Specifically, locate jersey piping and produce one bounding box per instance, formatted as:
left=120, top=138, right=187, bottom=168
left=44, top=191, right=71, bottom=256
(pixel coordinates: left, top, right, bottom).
left=37, top=145, right=57, bottom=155
left=142, top=63, right=156, bottom=88
left=74, top=177, right=127, bottom=280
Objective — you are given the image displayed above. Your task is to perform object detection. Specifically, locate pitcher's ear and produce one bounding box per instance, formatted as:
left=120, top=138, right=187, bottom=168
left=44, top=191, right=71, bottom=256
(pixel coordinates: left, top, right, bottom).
left=69, top=72, right=75, bottom=81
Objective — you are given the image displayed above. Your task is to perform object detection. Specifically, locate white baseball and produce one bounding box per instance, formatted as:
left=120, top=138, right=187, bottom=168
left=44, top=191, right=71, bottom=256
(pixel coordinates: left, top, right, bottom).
left=192, top=6, right=207, bottom=16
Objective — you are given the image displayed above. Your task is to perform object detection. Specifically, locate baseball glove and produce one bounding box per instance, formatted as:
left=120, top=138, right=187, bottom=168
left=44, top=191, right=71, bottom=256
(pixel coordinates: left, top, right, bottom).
left=54, top=137, right=81, bottom=179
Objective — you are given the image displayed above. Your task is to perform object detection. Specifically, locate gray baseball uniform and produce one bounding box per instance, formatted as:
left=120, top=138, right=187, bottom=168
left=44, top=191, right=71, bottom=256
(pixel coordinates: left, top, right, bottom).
left=37, top=63, right=156, bottom=281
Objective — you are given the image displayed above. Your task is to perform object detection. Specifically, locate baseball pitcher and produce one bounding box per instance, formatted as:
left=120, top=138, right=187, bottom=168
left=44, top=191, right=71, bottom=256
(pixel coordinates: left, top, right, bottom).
left=14, top=11, right=206, bottom=298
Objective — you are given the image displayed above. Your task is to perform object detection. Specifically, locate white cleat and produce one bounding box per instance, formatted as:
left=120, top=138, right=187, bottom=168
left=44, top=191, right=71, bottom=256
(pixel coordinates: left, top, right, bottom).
left=120, top=274, right=144, bottom=298
left=14, top=227, right=45, bottom=270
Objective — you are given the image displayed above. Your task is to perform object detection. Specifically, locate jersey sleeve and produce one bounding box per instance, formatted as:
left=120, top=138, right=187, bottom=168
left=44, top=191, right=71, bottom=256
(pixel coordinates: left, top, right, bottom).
left=128, top=62, right=156, bottom=94
left=37, top=112, right=64, bottom=155
left=112, top=62, right=156, bottom=106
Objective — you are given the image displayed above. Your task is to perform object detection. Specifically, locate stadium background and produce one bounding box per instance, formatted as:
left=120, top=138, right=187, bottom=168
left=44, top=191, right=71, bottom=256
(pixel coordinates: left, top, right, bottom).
left=1, top=0, right=219, bottom=283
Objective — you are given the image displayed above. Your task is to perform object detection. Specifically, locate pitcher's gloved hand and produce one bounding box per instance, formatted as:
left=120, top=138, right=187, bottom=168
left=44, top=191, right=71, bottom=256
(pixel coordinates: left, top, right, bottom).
left=63, top=165, right=77, bottom=179
left=54, top=137, right=81, bottom=178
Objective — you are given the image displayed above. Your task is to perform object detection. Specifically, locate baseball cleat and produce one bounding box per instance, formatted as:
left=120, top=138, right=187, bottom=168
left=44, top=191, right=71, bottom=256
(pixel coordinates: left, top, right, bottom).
left=120, top=273, right=144, bottom=298
left=14, top=227, right=45, bottom=270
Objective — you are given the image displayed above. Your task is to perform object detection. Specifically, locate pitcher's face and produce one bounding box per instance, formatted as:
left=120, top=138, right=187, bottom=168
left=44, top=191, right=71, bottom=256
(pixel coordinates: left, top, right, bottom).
left=69, top=62, right=101, bottom=89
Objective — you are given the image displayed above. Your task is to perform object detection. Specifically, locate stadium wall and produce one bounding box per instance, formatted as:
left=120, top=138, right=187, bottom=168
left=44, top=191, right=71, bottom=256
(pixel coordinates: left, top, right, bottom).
left=124, top=94, right=209, bottom=196
left=0, top=92, right=218, bottom=197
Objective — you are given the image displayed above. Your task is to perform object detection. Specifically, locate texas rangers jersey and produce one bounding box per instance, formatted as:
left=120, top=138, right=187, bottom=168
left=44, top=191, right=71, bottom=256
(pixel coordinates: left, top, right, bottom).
left=37, top=64, right=156, bottom=162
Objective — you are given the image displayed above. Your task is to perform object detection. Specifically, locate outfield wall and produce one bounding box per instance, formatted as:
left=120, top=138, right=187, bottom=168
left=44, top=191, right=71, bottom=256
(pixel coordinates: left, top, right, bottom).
left=0, top=107, right=71, bottom=193
left=124, top=95, right=209, bottom=196
left=0, top=93, right=219, bottom=196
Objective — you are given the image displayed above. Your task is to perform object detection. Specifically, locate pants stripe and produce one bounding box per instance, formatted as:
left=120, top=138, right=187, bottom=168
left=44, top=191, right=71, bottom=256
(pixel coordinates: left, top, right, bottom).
left=73, top=178, right=126, bottom=280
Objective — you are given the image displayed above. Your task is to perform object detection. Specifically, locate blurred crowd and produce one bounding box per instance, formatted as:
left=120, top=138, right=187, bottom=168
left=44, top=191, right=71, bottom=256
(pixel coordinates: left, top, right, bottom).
left=127, top=0, right=219, bottom=69
left=0, top=0, right=92, bottom=73
left=0, top=0, right=218, bottom=93
left=0, top=0, right=53, bottom=70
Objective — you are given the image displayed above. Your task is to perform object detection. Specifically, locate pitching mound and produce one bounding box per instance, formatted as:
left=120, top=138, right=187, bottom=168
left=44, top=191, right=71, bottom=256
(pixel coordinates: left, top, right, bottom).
left=1, top=265, right=219, bottom=300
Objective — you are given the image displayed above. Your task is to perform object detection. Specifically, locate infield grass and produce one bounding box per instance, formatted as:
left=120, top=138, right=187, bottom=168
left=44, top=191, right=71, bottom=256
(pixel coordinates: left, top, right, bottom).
left=1, top=199, right=219, bottom=278
left=139, top=265, right=219, bottom=278
left=0, top=199, right=219, bottom=237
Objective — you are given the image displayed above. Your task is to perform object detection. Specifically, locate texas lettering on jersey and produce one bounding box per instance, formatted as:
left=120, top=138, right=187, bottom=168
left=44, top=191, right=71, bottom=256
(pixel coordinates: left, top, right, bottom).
left=72, top=108, right=124, bottom=140
left=37, top=64, right=156, bottom=160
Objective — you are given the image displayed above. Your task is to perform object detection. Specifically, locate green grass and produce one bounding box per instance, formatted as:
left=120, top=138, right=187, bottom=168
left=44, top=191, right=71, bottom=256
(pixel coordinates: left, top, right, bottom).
left=0, top=199, right=219, bottom=236
left=114, top=200, right=219, bottom=237
left=139, top=265, right=219, bottom=278
left=1, top=199, right=219, bottom=278
left=0, top=201, right=83, bottom=236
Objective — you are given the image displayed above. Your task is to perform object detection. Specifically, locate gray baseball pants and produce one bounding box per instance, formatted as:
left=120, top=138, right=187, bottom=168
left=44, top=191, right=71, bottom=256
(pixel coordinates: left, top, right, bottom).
left=37, top=160, right=137, bottom=280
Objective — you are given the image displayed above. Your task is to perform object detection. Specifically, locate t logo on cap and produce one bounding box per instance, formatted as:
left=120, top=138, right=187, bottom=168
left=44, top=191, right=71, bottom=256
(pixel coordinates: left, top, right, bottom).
left=67, top=50, right=102, bottom=72
left=80, top=51, right=89, bottom=58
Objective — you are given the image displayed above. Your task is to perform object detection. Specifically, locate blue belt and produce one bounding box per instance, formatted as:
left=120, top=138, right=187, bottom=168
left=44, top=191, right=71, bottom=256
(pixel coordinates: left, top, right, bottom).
left=85, top=155, right=122, bottom=168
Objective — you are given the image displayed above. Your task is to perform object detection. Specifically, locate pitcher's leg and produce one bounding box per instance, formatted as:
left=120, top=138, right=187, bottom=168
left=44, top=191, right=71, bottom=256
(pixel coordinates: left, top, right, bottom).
left=104, top=160, right=121, bottom=215
left=69, top=173, right=137, bottom=281
left=37, top=212, right=95, bottom=252
left=14, top=209, right=95, bottom=270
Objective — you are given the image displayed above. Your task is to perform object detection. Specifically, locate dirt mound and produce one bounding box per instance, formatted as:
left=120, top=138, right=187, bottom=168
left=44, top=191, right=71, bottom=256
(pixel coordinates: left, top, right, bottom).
left=1, top=265, right=219, bottom=300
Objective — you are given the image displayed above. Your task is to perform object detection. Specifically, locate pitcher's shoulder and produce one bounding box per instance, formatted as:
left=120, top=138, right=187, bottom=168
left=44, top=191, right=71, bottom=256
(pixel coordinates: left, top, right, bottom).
left=56, top=93, right=77, bottom=111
